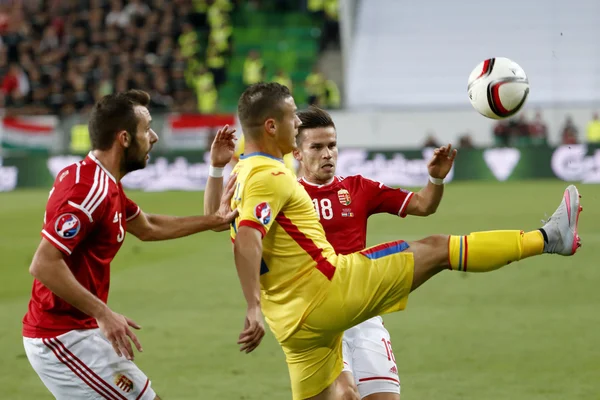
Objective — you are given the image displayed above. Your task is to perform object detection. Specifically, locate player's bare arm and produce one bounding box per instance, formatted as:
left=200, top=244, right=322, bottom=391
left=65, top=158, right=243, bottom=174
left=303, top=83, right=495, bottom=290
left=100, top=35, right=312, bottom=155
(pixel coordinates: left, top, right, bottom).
left=29, top=239, right=142, bottom=360
left=204, top=125, right=237, bottom=215
left=233, top=226, right=265, bottom=353
left=127, top=180, right=238, bottom=240
left=405, top=144, right=457, bottom=216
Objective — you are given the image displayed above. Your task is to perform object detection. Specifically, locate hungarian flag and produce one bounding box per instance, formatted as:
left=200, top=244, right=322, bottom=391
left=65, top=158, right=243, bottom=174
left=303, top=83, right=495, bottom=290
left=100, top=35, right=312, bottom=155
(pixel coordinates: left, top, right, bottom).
left=165, top=114, right=237, bottom=149
left=1, top=116, right=58, bottom=151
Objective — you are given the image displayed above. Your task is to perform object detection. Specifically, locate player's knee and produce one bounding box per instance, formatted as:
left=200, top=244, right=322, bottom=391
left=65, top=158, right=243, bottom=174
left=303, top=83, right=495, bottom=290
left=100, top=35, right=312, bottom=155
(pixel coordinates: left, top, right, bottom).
left=338, top=382, right=361, bottom=400
left=415, top=234, right=450, bottom=267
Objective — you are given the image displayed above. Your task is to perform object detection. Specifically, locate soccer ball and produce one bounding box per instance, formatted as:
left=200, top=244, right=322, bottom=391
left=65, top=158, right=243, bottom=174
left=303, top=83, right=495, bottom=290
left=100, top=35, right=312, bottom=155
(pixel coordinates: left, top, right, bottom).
left=467, top=57, right=529, bottom=120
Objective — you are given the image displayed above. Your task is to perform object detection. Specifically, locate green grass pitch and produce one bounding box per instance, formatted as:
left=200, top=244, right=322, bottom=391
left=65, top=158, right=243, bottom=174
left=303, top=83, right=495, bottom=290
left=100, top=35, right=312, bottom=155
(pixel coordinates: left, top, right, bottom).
left=1, top=180, right=598, bottom=399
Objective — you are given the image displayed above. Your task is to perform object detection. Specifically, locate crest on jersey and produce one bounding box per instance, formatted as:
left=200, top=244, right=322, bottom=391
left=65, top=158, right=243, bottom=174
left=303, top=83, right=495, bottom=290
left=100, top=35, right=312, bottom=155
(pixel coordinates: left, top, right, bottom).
left=254, top=202, right=272, bottom=225
left=337, top=189, right=351, bottom=206
left=114, top=374, right=134, bottom=393
left=54, top=213, right=81, bottom=239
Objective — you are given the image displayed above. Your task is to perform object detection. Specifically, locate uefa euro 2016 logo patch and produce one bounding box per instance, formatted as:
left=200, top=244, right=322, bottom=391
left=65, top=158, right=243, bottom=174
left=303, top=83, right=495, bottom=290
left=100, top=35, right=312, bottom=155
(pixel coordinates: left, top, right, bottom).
left=254, top=202, right=272, bottom=225
left=55, top=213, right=81, bottom=239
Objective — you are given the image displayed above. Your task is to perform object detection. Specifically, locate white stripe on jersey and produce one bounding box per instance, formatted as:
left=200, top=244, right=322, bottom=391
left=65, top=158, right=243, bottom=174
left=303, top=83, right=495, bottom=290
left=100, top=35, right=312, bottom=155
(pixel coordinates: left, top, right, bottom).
left=88, top=174, right=109, bottom=215
left=68, top=166, right=110, bottom=222
left=126, top=207, right=141, bottom=221
left=41, top=229, right=72, bottom=255
left=88, top=152, right=117, bottom=183
left=83, top=169, right=105, bottom=212
left=67, top=201, right=94, bottom=222
left=80, top=166, right=100, bottom=210
left=398, top=192, right=414, bottom=216
left=75, top=162, right=81, bottom=184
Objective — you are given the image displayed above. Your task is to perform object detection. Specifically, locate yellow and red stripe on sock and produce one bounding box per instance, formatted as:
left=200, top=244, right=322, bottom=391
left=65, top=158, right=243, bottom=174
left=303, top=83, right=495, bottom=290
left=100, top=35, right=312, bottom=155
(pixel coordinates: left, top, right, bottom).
left=449, top=235, right=469, bottom=271
left=360, top=240, right=410, bottom=260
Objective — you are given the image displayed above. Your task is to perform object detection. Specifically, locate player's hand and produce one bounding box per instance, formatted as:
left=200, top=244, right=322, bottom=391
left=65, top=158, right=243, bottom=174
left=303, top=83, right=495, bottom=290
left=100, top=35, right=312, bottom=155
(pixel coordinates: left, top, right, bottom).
left=238, top=306, right=265, bottom=353
left=96, top=309, right=142, bottom=361
left=210, top=124, right=237, bottom=168
left=213, top=174, right=239, bottom=231
left=427, top=144, right=457, bottom=179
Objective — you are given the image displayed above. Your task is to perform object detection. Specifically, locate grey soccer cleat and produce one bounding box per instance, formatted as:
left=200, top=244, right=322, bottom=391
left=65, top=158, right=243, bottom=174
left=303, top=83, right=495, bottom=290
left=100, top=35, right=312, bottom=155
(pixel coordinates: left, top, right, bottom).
left=541, top=185, right=582, bottom=255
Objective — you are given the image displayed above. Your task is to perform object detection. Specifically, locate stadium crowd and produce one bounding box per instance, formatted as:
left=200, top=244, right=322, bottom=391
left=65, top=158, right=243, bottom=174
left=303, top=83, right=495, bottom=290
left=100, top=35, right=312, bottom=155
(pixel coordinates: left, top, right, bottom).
left=492, top=111, right=600, bottom=146
left=1, top=0, right=202, bottom=115
left=0, top=0, right=340, bottom=117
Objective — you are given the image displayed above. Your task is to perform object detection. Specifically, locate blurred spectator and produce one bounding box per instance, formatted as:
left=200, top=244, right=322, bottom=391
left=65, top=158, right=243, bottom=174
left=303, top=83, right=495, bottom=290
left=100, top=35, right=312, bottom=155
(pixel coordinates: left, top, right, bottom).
left=529, top=110, right=548, bottom=146
left=493, top=120, right=509, bottom=147
left=561, top=115, right=578, bottom=145
left=2, top=62, right=29, bottom=103
left=323, top=78, right=340, bottom=109
left=305, top=66, right=325, bottom=106
left=458, top=133, right=474, bottom=148
left=513, top=114, right=531, bottom=146
left=123, top=0, right=150, bottom=22
left=189, top=65, right=217, bottom=114
left=106, top=1, right=129, bottom=29
left=39, top=26, right=59, bottom=53
left=585, top=112, right=600, bottom=144
left=243, top=50, right=264, bottom=86
left=272, top=69, right=293, bottom=92
left=179, top=22, right=201, bottom=59
left=209, top=19, right=232, bottom=54
left=493, top=115, right=532, bottom=147
left=307, top=0, right=340, bottom=50
left=423, top=132, right=439, bottom=148
left=206, top=37, right=227, bottom=87
left=307, top=0, right=324, bottom=13
left=0, top=5, right=9, bottom=35
left=322, top=0, right=339, bottom=50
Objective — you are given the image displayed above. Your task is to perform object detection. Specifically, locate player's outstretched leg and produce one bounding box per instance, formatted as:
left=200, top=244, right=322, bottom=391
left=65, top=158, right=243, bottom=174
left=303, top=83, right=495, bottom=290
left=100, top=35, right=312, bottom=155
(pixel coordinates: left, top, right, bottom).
left=407, top=185, right=583, bottom=291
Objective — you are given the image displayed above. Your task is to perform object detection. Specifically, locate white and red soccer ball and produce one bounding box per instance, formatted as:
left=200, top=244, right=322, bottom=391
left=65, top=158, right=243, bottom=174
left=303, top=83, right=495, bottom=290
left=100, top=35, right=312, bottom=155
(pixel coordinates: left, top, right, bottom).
left=467, top=57, right=530, bottom=120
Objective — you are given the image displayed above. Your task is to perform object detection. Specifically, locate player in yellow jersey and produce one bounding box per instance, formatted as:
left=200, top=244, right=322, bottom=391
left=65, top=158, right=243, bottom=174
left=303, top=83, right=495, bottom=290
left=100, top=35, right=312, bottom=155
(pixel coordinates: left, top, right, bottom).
left=233, top=131, right=298, bottom=174
left=204, top=83, right=583, bottom=400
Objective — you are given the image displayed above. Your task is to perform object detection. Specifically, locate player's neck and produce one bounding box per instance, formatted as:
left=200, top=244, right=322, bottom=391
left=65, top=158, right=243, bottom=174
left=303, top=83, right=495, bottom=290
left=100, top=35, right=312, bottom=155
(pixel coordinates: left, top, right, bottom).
left=244, top=141, right=284, bottom=160
left=301, top=175, right=335, bottom=187
left=89, top=150, right=123, bottom=182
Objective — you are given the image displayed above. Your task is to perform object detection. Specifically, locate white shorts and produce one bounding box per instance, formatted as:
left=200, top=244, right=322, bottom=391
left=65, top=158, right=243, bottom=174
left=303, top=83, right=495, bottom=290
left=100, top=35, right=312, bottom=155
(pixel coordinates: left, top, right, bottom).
left=342, top=316, right=401, bottom=398
left=23, top=328, right=156, bottom=400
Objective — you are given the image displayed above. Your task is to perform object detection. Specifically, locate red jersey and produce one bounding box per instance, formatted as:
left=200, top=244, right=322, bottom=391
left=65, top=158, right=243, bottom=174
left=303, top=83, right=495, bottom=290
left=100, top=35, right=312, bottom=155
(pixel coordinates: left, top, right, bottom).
left=298, top=175, right=413, bottom=255
left=22, top=153, right=141, bottom=338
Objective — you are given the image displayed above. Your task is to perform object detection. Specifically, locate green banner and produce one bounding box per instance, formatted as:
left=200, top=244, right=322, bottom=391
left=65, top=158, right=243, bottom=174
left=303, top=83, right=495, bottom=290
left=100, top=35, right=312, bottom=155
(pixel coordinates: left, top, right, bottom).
left=2, top=145, right=599, bottom=192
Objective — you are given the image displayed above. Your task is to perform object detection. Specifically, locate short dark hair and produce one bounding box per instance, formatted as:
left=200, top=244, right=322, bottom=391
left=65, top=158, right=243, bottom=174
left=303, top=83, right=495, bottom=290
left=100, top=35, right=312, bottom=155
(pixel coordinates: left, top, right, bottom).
left=296, top=106, right=336, bottom=147
left=237, top=82, right=292, bottom=138
left=88, top=90, right=151, bottom=151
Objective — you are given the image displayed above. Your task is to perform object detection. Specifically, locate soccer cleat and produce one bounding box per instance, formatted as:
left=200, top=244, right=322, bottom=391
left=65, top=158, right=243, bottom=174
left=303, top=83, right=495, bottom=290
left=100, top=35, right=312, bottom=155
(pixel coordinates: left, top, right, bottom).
left=541, top=185, right=582, bottom=255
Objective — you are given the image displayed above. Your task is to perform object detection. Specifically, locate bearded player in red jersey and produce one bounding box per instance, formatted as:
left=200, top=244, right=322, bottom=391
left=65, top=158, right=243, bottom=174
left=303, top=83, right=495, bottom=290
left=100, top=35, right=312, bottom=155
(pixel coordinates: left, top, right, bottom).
left=22, top=90, right=237, bottom=400
left=293, top=106, right=455, bottom=400
left=203, top=106, right=455, bottom=400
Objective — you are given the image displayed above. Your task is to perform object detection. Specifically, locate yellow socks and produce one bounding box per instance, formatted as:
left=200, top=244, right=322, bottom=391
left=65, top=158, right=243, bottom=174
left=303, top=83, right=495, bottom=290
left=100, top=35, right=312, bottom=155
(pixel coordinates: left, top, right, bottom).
left=448, top=230, right=544, bottom=272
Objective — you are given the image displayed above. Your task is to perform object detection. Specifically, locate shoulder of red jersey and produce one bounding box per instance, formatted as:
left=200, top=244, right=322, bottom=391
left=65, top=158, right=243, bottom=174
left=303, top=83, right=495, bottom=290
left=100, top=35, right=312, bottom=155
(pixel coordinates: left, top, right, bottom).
left=53, top=158, right=116, bottom=222
left=336, top=174, right=374, bottom=189
left=344, top=174, right=388, bottom=188
left=341, top=174, right=412, bottom=195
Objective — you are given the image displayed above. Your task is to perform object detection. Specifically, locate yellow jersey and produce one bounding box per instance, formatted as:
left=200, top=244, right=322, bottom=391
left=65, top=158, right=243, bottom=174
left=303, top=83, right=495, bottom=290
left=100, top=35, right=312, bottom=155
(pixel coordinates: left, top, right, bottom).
left=233, top=134, right=297, bottom=174
left=230, top=153, right=337, bottom=341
